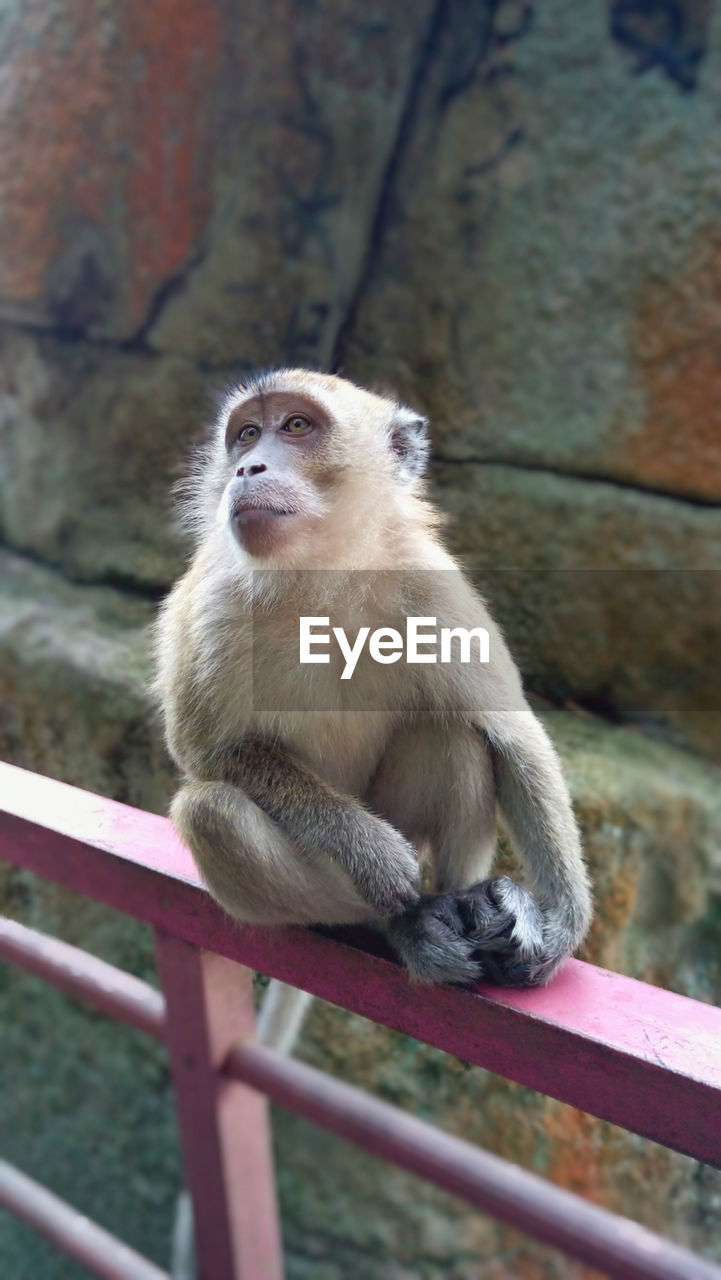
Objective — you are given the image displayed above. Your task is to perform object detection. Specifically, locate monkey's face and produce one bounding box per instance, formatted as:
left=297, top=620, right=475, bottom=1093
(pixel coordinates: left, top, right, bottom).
left=220, top=389, right=339, bottom=560
left=214, top=371, right=430, bottom=567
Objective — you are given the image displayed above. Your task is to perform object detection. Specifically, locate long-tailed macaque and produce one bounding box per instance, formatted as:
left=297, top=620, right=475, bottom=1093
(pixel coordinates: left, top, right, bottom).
left=154, top=369, right=592, bottom=999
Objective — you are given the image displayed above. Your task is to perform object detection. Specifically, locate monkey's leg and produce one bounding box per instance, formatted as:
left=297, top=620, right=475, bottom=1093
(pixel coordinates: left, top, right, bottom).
left=172, top=780, right=377, bottom=926
left=220, top=738, right=421, bottom=917
left=460, top=709, right=593, bottom=985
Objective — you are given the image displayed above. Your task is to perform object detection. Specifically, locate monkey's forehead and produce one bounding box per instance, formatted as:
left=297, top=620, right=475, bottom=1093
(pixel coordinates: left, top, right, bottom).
left=223, top=368, right=395, bottom=421
left=243, top=368, right=342, bottom=396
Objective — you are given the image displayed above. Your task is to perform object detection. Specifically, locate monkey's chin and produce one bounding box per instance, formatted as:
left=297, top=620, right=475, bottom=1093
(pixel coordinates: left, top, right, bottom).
left=229, top=510, right=298, bottom=561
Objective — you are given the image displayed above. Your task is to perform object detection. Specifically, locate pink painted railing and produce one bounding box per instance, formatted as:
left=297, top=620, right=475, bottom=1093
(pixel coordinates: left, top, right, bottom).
left=1, top=761, right=721, bottom=1280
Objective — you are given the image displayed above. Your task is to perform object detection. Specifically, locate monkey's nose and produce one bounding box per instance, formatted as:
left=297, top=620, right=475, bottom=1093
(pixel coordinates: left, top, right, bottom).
left=236, top=463, right=268, bottom=477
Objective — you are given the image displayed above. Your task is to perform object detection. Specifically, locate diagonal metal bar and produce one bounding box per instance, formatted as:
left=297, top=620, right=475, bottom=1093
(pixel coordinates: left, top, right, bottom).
left=225, top=1040, right=721, bottom=1280
left=0, top=915, right=166, bottom=1041
left=0, top=1159, right=170, bottom=1280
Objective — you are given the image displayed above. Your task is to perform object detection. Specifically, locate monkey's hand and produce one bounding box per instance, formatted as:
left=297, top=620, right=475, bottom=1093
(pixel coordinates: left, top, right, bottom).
left=347, top=820, right=421, bottom=918
left=388, top=877, right=575, bottom=988
left=456, top=877, right=550, bottom=986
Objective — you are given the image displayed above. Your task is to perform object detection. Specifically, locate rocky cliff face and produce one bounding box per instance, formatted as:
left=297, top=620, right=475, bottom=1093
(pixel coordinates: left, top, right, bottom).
left=0, top=2, right=720, bottom=1277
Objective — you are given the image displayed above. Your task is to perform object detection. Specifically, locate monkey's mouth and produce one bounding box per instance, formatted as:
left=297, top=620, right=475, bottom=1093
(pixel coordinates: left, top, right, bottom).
left=231, top=501, right=296, bottom=524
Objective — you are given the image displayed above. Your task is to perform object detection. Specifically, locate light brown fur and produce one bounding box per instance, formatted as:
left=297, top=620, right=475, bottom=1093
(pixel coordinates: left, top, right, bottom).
left=154, top=369, right=592, bottom=991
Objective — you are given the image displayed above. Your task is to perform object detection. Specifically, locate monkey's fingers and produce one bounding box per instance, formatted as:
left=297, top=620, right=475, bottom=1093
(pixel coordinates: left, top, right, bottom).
left=458, top=877, right=572, bottom=988
left=456, top=880, right=517, bottom=952
left=458, top=876, right=544, bottom=953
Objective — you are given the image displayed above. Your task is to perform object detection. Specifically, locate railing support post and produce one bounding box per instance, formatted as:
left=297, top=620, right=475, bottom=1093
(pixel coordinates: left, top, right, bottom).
left=154, top=930, right=284, bottom=1280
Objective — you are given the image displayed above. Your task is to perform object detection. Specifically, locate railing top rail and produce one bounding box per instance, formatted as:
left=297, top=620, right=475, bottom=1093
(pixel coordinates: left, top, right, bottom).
left=1, top=759, right=720, bottom=1168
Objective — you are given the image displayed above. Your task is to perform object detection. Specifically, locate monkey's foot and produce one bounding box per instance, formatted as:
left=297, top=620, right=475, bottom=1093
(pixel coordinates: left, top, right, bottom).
left=456, top=876, right=561, bottom=987
left=387, top=893, right=484, bottom=986
left=389, top=877, right=564, bottom=988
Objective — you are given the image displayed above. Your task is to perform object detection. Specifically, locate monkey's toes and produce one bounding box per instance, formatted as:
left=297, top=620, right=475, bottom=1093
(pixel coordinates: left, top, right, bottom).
left=388, top=894, right=484, bottom=986
left=476, top=948, right=562, bottom=989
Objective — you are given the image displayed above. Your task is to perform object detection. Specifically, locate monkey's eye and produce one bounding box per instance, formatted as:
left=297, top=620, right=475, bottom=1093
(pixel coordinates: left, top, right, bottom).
left=237, top=424, right=260, bottom=444
left=281, top=414, right=313, bottom=436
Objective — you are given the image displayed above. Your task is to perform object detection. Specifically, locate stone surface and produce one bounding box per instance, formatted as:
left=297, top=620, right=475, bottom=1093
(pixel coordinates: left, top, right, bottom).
left=431, top=462, right=721, bottom=758
left=343, top=0, right=721, bottom=503
left=1, top=325, right=717, bottom=758
left=150, top=0, right=437, bottom=371
left=0, top=0, right=719, bottom=759
left=0, top=550, right=169, bottom=808
left=0, top=0, right=223, bottom=340
left=0, top=0, right=434, bottom=363
left=0, top=329, right=200, bottom=589
left=0, top=557, right=719, bottom=1276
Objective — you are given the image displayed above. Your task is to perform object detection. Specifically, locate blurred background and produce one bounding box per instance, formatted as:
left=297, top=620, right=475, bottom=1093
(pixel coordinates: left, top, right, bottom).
left=0, top=1, right=720, bottom=1276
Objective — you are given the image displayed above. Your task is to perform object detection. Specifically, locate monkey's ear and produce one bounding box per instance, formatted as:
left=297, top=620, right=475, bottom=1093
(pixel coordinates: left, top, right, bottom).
left=389, top=406, right=430, bottom=486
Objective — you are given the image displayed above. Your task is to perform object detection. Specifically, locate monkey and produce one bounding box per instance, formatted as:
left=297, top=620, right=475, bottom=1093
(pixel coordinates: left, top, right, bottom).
left=154, top=368, right=592, bottom=998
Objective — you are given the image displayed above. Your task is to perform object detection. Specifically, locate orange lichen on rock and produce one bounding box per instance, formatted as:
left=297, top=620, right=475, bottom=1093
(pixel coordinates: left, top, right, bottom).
left=545, top=1107, right=603, bottom=1201
left=0, top=0, right=111, bottom=304
left=0, top=0, right=221, bottom=333
left=615, top=233, right=721, bottom=502
left=123, top=0, right=222, bottom=326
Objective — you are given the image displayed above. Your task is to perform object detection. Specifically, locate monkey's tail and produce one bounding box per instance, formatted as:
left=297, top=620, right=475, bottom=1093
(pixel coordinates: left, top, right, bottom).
left=256, top=980, right=314, bottom=1053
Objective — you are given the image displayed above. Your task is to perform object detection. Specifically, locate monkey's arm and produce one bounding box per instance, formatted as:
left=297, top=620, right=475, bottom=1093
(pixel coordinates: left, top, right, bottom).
left=217, top=737, right=421, bottom=917
left=471, top=709, right=593, bottom=983
left=390, top=707, right=592, bottom=988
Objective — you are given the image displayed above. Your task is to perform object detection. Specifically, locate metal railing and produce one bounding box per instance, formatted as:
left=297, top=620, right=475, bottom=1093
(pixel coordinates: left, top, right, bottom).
left=1, top=760, right=720, bottom=1280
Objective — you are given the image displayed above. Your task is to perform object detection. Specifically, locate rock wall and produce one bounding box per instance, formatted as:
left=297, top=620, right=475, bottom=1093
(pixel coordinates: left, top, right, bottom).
left=1, top=2, right=720, bottom=1277
left=1, top=1, right=719, bottom=751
